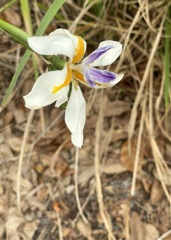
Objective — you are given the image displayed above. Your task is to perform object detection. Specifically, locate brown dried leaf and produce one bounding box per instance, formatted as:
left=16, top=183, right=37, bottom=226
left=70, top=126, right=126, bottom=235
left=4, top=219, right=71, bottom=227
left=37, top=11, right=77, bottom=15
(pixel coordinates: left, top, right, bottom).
left=78, top=165, right=94, bottom=184
left=0, top=196, right=7, bottom=215
left=9, top=173, right=32, bottom=194
left=120, top=139, right=144, bottom=172
left=54, top=160, right=69, bottom=177
left=76, top=218, right=94, bottom=240
left=0, top=225, right=5, bottom=239
left=153, top=169, right=171, bottom=186
left=120, top=141, right=135, bottom=172
left=8, top=137, right=23, bottom=152
left=6, top=232, right=20, bottom=240
left=166, top=142, right=171, bottom=159
left=158, top=204, right=170, bottom=234
left=144, top=223, right=159, bottom=240
left=0, top=133, right=5, bottom=144
left=0, top=144, right=13, bottom=160
left=130, top=211, right=144, bottom=240
left=8, top=137, right=30, bottom=152
left=20, top=178, right=33, bottom=192
left=79, top=146, right=94, bottom=164
left=94, top=98, right=131, bottom=117
left=5, top=214, right=24, bottom=237
left=3, top=112, right=14, bottom=126
left=13, top=109, right=27, bottom=124
left=0, top=182, right=4, bottom=195
left=150, top=179, right=163, bottom=204
left=102, top=162, right=126, bottom=174
left=62, top=227, right=72, bottom=237
left=4, top=8, right=21, bottom=27
left=141, top=174, right=152, bottom=194
left=111, top=131, right=127, bottom=142
left=36, top=186, right=47, bottom=203
left=104, top=100, right=131, bottom=117
left=21, top=220, right=39, bottom=239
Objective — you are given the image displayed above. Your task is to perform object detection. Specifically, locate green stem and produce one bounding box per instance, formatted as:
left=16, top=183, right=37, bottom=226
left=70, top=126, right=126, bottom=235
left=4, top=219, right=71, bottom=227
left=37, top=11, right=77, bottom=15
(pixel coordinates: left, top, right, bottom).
left=0, top=19, right=65, bottom=70
left=0, top=19, right=30, bottom=48
left=47, top=56, right=65, bottom=70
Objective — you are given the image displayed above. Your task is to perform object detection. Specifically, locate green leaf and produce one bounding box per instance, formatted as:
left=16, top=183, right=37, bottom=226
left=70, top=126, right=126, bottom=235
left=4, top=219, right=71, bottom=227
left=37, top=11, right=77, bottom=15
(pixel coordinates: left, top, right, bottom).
left=35, top=0, right=66, bottom=36
left=0, top=19, right=29, bottom=48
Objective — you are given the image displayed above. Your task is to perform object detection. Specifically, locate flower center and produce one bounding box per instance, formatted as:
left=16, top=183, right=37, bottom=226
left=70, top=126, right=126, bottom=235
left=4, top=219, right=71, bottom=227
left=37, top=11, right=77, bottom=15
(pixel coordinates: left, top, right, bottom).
left=72, top=70, right=85, bottom=83
left=70, top=63, right=86, bottom=84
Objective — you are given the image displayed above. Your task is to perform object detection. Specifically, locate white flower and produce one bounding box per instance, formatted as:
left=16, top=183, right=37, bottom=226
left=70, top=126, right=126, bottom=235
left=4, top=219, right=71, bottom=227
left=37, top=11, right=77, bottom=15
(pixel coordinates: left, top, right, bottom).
left=24, top=29, right=123, bottom=148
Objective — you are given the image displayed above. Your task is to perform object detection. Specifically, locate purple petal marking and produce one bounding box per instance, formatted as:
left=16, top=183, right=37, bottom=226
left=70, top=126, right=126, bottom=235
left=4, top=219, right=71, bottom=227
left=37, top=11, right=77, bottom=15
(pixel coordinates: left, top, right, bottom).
left=84, top=69, right=97, bottom=87
left=84, top=67, right=117, bottom=86
left=83, top=46, right=111, bottom=65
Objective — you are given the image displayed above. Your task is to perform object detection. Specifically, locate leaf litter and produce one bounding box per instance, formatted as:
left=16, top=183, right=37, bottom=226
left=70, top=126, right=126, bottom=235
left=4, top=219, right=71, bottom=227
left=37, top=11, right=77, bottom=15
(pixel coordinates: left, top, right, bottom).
left=0, top=0, right=171, bottom=239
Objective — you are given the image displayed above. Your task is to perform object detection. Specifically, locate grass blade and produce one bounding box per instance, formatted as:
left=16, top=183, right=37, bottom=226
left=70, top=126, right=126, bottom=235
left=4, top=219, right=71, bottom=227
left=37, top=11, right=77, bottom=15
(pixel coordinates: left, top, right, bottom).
left=20, top=0, right=33, bottom=35
left=20, top=0, right=39, bottom=79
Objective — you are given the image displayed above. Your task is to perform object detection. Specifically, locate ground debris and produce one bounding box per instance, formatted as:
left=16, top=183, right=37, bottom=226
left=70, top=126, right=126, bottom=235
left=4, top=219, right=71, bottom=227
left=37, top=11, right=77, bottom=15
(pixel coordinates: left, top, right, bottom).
left=0, top=0, right=170, bottom=239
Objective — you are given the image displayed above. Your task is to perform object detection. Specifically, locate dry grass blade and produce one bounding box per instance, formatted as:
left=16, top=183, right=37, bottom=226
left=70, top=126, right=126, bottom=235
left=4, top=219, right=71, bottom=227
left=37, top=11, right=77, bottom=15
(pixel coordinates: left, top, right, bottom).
left=116, top=1, right=145, bottom=72
left=69, top=0, right=98, bottom=33
left=157, top=229, right=171, bottom=240
left=146, top=60, right=171, bottom=205
left=74, top=147, right=88, bottom=224
left=148, top=135, right=171, bottom=205
left=131, top=95, right=146, bottom=196
left=17, top=109, right=35, bottom=210
left=94, top=91, right=115, bottom=240
left=155, top=72, right=171, bottom=141
left=57, top=212, right=63, bottom=240
left=25, top=111, right=64, bottom=174
left=128, top=13, right=166, bottom=142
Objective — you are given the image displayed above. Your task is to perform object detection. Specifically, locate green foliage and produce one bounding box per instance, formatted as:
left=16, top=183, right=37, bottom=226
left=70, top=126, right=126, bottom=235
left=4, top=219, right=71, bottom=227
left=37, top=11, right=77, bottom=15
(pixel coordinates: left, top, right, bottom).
left=0, top=19, right=29, bottom=48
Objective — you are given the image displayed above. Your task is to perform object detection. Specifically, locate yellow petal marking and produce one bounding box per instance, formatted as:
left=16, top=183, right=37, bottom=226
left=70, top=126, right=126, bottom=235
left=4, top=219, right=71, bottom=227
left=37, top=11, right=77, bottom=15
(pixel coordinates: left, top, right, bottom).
left=72, top=70, right=85, bottom=83
left=52, top=64, right=72, bottom=94
left=72, top=36, right=85, bottom=64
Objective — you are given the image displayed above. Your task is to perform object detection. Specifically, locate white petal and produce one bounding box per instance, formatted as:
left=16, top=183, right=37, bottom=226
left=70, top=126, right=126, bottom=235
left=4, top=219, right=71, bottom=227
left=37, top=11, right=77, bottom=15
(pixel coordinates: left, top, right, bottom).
left=28, top=35, right=75, bottom=59
left=23, top=64, right=69, bottom=109
left=50, top=29, right=78, bottom=47
left=65, top=84, right=86, bottom=148
left=89, top=40, right=122, bottom=67
left=28, top=28, right=86, bottom=62
left=50, top=29, right=86, bottom=63
left=55, top=85, right=69, bottom=107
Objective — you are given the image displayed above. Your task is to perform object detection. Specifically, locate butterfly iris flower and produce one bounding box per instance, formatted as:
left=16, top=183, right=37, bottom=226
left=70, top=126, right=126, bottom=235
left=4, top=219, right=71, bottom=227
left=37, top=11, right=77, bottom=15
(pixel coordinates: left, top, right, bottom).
left=24, top=29, right=123, bottom=148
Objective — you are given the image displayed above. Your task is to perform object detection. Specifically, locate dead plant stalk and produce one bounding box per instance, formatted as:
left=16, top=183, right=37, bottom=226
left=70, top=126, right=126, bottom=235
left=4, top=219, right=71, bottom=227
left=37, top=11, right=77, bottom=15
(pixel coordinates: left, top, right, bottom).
left=95, top=91, right=115, bottom=240
left=17, top=109, right=35, bottom=210
left=128, top=13, right=166, bottom=142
